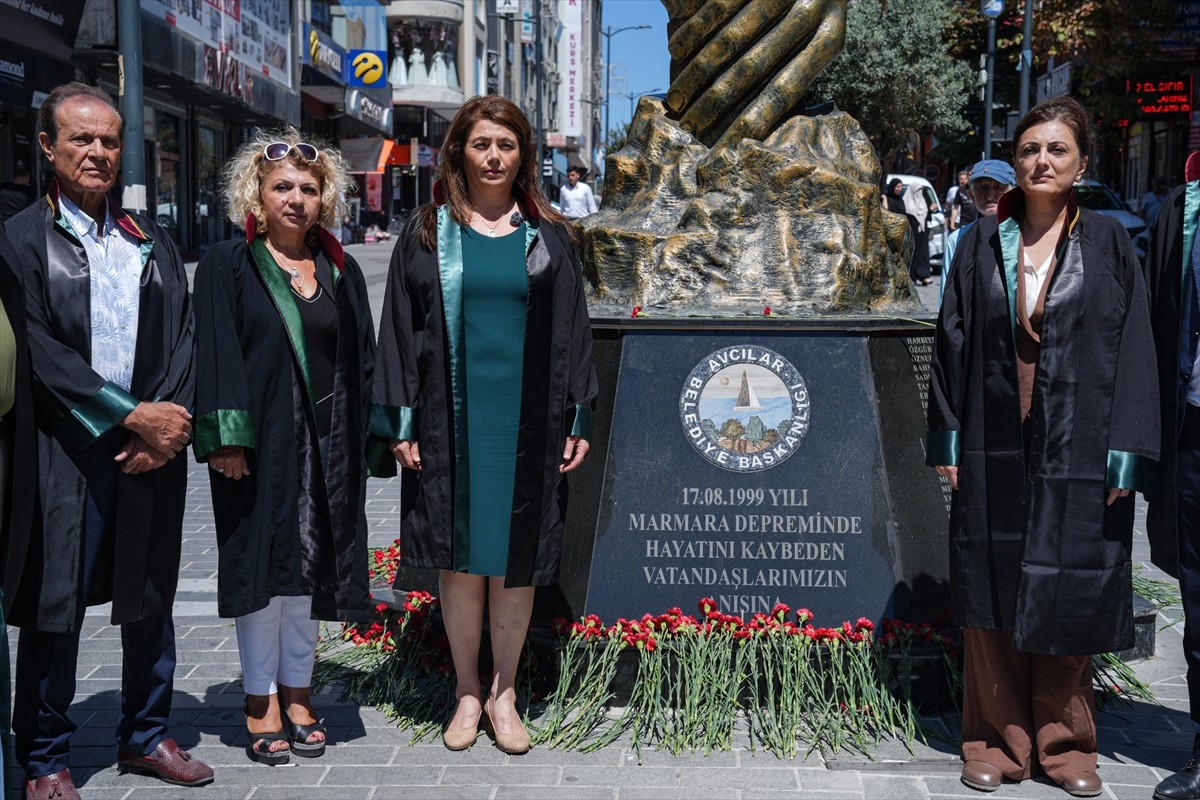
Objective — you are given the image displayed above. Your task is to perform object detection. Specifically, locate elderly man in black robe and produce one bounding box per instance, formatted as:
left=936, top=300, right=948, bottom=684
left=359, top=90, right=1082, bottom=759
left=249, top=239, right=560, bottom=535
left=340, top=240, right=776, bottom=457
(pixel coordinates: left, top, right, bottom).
left=5, top=82, right=212, bottom=800
left=1149, top=153, right=1200, bottom=800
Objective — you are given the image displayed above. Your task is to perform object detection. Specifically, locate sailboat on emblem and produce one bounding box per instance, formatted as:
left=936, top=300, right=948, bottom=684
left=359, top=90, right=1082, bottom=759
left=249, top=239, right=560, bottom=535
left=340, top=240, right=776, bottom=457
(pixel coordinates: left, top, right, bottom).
left=732, top=370, right=762, bottom=411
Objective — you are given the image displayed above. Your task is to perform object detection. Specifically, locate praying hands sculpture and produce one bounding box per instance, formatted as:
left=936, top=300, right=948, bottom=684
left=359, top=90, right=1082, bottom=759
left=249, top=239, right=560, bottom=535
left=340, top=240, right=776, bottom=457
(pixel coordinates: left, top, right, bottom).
left=662, top=0, right=848, bottom=150
left=580, top=0, right=912, bottom=315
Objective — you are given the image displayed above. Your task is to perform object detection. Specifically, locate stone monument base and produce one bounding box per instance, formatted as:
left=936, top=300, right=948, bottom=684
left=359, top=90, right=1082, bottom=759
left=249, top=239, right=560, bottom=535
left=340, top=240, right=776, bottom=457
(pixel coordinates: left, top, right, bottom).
left=387, top=314, right=953, bottom=628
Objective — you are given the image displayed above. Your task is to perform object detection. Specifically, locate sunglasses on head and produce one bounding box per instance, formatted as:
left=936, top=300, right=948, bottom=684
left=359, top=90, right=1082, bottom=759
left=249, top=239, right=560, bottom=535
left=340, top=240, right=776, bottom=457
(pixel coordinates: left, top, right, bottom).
left=263, top=142, right=318, bottom=162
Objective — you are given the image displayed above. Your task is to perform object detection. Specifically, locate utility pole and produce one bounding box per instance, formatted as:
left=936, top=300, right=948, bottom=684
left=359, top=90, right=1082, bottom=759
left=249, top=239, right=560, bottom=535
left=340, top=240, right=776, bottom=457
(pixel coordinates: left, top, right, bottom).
left=1018, top=0, right=1033, bottom=117
left=117, top=1, right=146, bottom=212
left=980, top=0, right=1004, bottom=158
left=983, top=19, right=996, bottom=158
left=534, top=0, right=544, bottom=177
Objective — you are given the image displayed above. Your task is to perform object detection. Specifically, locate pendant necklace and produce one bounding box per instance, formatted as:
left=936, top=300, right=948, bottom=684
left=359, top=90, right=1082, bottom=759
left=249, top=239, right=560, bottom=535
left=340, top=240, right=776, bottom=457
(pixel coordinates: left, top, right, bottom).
left=476, top=205, right=517, bottom=237
left=268, top=241, right=305, bottom=291
left=480, top=215, right=502, bottom=237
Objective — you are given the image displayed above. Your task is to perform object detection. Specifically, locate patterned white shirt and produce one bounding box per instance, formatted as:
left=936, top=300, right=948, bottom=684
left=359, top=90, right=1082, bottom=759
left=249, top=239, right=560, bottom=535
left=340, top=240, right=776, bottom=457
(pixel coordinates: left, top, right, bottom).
left=59, top=194, right=143, bottom=392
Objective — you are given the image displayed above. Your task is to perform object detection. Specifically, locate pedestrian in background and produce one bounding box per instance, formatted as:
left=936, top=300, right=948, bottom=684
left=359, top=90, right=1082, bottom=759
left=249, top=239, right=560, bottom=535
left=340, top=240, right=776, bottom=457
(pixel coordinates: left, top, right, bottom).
left=950, top=172, right=979, bottom=232
left=373, top=95, right=598, bottom=755
left=903, top=180, right=936, bottom=285
left=946, top=170, right=968, bottom=230
left=1143, top=175, right=1170, bottom=229
left=192, top=129, right=389, bottom=765
left=1146, top=151, right=1200, bottom=800
left=6, top=81, right=211, bottom=799
left=940, top=159, right=1016, bottom=304
left=559, top=165, right=598, bottom=220
left=0, top=160, right=35, bottom=222
left=927, top=95, right=1159, bottom=798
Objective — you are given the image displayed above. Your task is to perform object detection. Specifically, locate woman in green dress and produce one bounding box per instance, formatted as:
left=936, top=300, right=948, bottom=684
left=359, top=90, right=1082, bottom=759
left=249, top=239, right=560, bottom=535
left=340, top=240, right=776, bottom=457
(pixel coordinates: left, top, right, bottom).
left=373, top=96, right=598, bottom=754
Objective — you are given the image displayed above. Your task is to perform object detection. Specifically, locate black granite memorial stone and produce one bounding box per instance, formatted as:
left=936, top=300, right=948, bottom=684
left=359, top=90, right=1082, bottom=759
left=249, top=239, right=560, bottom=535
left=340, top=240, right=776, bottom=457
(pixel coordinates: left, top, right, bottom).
left=575, top=318, right=950, bottom=627
left=385, top=318, right=951, bottom=630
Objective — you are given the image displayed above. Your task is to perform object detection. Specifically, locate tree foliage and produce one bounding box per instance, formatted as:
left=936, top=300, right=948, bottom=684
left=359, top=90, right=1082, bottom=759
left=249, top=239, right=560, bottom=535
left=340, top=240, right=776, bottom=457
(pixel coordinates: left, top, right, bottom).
left=807, top=0, right=974, bottom=160
left=719, top=418, right=745, bottom=440
left=745, top=415, right=766, bottom=444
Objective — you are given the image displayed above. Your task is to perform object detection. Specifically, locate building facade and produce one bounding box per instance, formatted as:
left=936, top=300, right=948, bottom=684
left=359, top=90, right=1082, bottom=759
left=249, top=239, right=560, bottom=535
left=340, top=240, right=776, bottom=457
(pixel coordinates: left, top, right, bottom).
left=3, top=0, right=603, bottom=251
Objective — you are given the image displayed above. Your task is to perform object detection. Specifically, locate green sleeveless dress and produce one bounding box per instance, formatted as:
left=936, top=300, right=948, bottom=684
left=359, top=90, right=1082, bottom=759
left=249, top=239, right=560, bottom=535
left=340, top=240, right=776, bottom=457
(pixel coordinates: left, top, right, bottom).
left=457, top=224, right=528, bottom=575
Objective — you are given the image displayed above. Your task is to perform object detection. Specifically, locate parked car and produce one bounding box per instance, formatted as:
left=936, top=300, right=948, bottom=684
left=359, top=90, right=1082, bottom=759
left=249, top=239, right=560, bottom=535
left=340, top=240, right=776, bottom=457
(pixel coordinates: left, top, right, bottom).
left=885, top=174, right=947, bottom=271
left=1074, top=179, right=1148, bottom=262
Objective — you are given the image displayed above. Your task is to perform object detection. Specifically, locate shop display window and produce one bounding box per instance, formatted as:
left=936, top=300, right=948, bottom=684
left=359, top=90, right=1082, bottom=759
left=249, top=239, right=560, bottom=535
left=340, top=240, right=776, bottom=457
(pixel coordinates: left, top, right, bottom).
left=388, top=20, right=460, bottom=89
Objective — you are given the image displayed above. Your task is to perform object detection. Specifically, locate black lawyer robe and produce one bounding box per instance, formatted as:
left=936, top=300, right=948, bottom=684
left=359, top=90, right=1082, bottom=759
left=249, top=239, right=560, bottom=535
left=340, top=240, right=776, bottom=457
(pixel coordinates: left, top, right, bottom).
left=5, top=192, right=195, bottom=633
left=927, top=194, right=1160, bottom=655
left=192, top=231, right=387, bottom=621
left=1145, top=178, right=1198, bottom=578
left=373, top=201, right=599, bottom=588
left=0, top=221, right=36, bottom=618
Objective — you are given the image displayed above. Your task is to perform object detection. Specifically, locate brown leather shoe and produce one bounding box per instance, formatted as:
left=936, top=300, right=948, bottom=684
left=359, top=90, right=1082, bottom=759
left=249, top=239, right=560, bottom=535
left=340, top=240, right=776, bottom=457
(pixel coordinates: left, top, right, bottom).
left=23, top=769, right=81, bottom=800
left=117, top=738, right=214, bottom=787
left=1058, top=771, right=1103, bottom=797
left=961, top=759, right=1002, bottom=792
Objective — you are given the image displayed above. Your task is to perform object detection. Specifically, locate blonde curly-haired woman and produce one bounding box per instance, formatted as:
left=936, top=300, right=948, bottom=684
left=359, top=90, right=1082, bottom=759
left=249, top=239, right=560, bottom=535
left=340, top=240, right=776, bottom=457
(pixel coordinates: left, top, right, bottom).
left=191, top=129, right=393, bottom=765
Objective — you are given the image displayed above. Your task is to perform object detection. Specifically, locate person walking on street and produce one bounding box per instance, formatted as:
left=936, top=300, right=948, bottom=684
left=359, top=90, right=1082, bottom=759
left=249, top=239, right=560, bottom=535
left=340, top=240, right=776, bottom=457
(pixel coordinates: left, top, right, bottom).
left=1143, top=175, right=1170, bottom=229
left=946, top=170, right=969, bottom=230
left=558, top=166, right=598, bottom=220
left=903, top=180, right=936, bottom=285
left=5, top=82, right=212, bottom=799
left=928, top=95, right=1159, bottom=798
left=1147, top=151, right=1200, bottom=800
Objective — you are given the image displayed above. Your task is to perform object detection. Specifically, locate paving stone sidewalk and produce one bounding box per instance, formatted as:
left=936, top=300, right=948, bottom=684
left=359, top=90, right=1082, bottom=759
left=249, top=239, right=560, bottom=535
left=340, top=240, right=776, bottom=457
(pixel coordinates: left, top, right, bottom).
left=6, top=252, right=1189, bottom=799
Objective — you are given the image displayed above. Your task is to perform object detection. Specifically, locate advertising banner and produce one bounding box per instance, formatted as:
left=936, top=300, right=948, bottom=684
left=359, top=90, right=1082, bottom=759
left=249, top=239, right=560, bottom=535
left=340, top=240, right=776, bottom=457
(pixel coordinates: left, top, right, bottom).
left=556, top=0, right=582, bottom=138
left=142, top=0, right=293, bottom=89
left=0, top=0, right=85, bottom=63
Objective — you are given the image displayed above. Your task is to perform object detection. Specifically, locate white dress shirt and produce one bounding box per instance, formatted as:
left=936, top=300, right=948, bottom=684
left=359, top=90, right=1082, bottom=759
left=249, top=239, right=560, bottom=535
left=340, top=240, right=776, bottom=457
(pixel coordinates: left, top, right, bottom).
left=1022, top=249, right=1054, bottom=313
left=559, top=181, right=598, bottom=219
left=59, top=194, right=143, bottom=391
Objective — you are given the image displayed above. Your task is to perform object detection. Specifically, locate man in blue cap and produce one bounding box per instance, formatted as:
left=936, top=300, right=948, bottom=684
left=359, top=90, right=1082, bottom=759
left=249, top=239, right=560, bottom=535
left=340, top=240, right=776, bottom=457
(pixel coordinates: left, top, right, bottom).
left=939, top=159, right=1017, bottom=305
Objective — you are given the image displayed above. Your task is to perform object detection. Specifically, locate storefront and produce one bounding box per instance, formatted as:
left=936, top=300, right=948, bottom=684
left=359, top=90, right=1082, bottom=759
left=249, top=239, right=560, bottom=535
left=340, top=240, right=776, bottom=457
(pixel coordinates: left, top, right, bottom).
left=74, top=0, right=301, bottom=254
left=0, top=0, right=84, bottom=199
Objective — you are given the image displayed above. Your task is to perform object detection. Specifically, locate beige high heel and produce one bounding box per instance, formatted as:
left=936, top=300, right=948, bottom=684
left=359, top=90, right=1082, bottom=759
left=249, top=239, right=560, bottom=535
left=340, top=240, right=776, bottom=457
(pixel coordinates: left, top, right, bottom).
left=442, top=699, right=482, bottom=751
left=484, top=698, right=530, bottom=755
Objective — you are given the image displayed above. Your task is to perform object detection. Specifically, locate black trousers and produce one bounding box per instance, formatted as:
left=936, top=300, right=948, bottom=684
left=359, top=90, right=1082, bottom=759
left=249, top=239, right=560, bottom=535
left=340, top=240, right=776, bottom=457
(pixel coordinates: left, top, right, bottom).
left=1176, top=403, right=1200, bottom=739
left=12, top=437, right=177, bottom=779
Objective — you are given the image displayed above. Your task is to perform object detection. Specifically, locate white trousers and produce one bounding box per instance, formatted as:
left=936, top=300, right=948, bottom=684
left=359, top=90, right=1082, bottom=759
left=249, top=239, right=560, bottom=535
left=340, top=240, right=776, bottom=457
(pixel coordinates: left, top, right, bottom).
left=235, top=595, right=319, bottom=696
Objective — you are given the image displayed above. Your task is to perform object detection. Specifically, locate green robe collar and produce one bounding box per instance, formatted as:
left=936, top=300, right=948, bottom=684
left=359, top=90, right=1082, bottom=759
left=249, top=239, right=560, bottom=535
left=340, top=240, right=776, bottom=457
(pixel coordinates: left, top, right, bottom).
left=249, top=235, right=336, bottom=419
left=1183, top=179, right=1199, bottom=296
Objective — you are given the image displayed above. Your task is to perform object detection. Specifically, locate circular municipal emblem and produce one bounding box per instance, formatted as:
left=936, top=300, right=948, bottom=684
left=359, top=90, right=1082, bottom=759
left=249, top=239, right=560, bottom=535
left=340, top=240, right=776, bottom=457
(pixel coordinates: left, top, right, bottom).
left=679, top=345, right=811, bottom=472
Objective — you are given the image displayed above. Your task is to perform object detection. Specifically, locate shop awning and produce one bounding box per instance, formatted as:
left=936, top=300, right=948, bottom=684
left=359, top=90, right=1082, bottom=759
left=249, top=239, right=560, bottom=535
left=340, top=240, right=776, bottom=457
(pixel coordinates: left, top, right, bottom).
left=339, top=137, right=395, bottom=174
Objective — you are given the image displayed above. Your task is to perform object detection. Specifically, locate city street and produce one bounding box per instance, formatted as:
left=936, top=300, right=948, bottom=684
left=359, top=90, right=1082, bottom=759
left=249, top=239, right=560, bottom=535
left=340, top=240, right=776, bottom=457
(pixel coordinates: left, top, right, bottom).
left=8, top=246, right=1185, bottom=800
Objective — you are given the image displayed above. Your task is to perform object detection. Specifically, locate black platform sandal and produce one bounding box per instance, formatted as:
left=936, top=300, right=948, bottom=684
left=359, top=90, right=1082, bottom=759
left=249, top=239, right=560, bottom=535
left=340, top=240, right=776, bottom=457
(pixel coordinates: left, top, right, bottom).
left=244, top=698, right=290, bottom=765
left=285, top=713, right=328, bottom=758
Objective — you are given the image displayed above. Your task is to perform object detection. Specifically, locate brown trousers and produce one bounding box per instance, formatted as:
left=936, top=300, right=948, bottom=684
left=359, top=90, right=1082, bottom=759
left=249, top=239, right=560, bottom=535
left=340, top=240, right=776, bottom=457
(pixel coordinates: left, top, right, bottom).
left=961, top=627, right=1097, bottom=782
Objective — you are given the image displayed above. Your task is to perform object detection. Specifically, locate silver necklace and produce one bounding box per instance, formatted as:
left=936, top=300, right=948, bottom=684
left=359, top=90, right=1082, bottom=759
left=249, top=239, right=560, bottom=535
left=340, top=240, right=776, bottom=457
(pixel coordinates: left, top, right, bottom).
left=475, top=206, right=519, bottom=237
left=267, top=241, right=306, bottom=290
